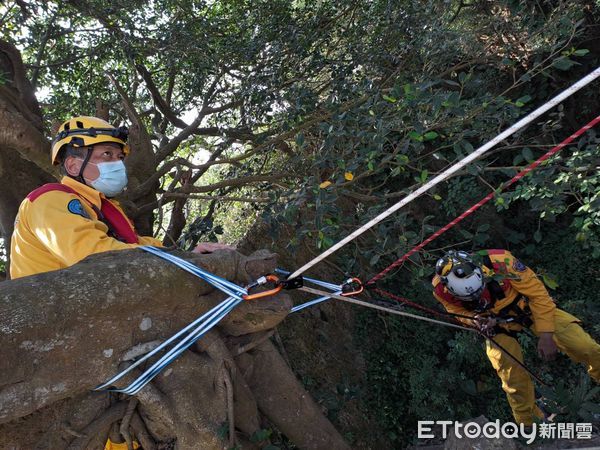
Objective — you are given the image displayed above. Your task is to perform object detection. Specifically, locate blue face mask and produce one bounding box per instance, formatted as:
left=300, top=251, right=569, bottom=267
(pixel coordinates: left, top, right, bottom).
left=89, top=160, right=128, bottom=197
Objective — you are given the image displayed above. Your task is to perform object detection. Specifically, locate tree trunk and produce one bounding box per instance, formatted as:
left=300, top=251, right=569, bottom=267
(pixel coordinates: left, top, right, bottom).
left=0, top=248, right=350, bottom=449
left=0, top=40, right=57, bottom=265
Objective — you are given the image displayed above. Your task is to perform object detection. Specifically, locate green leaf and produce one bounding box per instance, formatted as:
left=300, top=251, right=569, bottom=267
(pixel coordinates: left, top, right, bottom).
left=396, top=154, right=409, bottom=165
left=467, top=164, right=479, bottom=176
left=433, top=194, right=442, bottom=200
left=513, top=154, right=524, bottom=165
left=459, top=229, right=473, bottom=238
left=420, top=170, right=428, bottom=183
left=322, top=236, right=334, bottom=248
left=423, top=131, right=439, bottom=141
left=553, top=57, right=577, bottom=71
left=522, top=147, right=534, bottom=162
left=514, top=95, right=531, bottom=108
left=382, top=94, right=397, bottom=103
left=533, top=230, right=542, bottom=242
left=584, top=386, right=600, bottom=401
left=409, top=131, right=423, bottom=142
left=541, top=273, right=559, bottom=290
left=573, top=49, right=589, bottom=56
left=462, top=141, right=474, bottom=153
left=217, top=423, right=229, bottom=439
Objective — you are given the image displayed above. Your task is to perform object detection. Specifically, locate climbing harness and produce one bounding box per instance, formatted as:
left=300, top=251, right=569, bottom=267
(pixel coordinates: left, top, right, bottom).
left=295, top=284, right=547, bottom=385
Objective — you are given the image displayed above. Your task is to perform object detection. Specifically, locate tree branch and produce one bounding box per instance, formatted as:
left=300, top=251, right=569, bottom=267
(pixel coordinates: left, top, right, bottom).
left=0, top=39, right=43, bottom=128
left=66, top=402, right=128, bottom=450
left=136, top=174, right=279, bottom=216
left=129, top=142, right=257, bottom=201
left=0, top=100, right=56, bottom=176
left=106, top=72, right=143, bottom=126
left=135, top=63, right=189, bottom=128
left=154, top=114, right=204, bottom=163
left=120, top=398, right=139, bottom=450
left=182, top=173, right=289, bottom=194
left=30, top=11, right=59, bottom=89
left=162, top=193, right=270, bottom=203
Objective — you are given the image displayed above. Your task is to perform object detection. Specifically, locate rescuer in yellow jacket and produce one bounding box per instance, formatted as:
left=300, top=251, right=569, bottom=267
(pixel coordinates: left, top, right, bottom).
left=432, top=249, right=600, bottom=425
left=10, top=116, right=163, bottom=279
left=10, top=116, right=161, bottom=450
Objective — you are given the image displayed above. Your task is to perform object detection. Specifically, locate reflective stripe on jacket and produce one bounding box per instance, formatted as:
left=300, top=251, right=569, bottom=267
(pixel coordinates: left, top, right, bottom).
left=10, top=176, right=162, bottom=279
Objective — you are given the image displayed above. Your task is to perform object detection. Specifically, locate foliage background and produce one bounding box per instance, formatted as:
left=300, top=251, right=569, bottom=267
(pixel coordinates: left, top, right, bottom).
left=1, top=0, right=599, bottom=447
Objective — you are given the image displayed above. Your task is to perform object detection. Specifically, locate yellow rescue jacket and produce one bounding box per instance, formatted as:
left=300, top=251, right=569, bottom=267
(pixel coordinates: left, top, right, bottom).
left=10, top=176, right=162, bottom=279
left=432, top=249, right=557, bottom=333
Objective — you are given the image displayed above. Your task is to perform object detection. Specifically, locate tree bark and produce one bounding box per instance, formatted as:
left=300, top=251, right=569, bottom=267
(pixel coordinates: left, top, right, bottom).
left=0, top=248, right=350, bottom=449
left=0, top=40, right=53, bottom=175
left=238, top=340, right=352, bottom=450
left=0, top=40, right=57, bottom=261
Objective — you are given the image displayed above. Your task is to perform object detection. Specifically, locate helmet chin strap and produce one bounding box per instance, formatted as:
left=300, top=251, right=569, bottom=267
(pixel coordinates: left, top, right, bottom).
left=74, top=146, right=94, bottom=186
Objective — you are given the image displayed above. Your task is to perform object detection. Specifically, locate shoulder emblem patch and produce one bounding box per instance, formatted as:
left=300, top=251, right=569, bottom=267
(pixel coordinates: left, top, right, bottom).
left=512, top=259, right=527, bottom=272
left=68, top=199, right=90, bottom=219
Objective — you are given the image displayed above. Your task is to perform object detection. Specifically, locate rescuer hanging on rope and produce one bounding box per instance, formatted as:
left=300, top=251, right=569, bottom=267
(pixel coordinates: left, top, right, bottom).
left=432, top=249, right=600, bottom=426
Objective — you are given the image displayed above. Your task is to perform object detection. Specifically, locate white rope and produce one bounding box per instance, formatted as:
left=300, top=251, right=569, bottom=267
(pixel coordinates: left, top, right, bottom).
left=288, top=66, right=600, bottom=279
left=298, top=286, right=474, bottom=332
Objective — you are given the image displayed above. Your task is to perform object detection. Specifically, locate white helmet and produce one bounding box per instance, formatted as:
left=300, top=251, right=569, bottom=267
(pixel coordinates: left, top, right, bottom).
left=436, top=251, right=484, bottom=301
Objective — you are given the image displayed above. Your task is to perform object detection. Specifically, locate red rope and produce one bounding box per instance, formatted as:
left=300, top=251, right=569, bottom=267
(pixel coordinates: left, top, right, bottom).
left=371, top=287, right=459, bottom=321
left=367, top=115, right=600, bottom=285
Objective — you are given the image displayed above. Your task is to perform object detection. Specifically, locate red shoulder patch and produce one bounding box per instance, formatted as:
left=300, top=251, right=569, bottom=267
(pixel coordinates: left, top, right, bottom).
left=433, top=281, right=462, bottom=305
left=492, top=261, right=509, bottom=274
left=27, top=183, right=76, bottom=203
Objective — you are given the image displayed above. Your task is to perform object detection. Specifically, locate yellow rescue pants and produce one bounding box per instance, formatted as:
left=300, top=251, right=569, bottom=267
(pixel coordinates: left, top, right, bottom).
left=104, top=439, right=140, bottom=450
left=485, top=308, right=600, bottom=425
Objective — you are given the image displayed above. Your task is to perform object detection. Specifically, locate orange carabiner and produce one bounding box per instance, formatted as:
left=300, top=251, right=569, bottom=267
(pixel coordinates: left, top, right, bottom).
left=340, top=277, right=364, bottom=297
left=243, top=274, right=283, bottom=301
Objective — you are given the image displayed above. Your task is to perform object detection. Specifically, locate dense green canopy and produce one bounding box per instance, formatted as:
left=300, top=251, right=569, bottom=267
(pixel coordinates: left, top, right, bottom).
left=1, top=0, right=599, bottom=446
